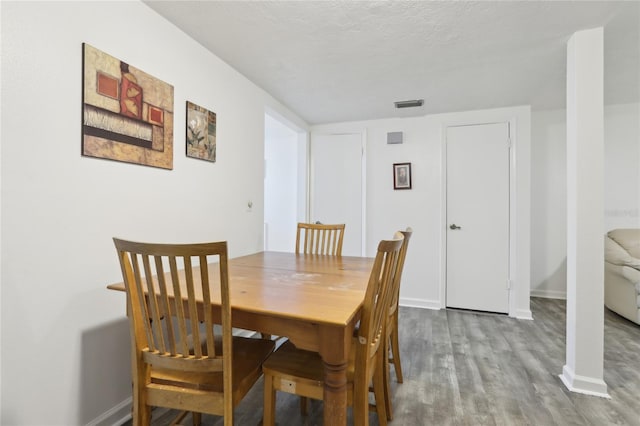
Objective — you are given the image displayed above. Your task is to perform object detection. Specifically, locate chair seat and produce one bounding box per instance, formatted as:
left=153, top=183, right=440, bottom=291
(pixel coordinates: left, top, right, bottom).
left=152, top=336, right=274, bottom=395
left=262, top=340, right=356, bottom=384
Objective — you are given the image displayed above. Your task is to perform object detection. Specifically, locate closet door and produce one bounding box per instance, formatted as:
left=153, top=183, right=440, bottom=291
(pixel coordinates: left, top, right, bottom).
left=446, top=122, right=510, bottom=313
left=310, top=132, right=365, bottom=256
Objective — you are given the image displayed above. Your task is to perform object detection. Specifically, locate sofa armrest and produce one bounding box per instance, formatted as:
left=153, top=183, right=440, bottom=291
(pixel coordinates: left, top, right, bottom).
left=620, top=265, right=640, bottom=292
left=605, top=262, right=640, bottom=323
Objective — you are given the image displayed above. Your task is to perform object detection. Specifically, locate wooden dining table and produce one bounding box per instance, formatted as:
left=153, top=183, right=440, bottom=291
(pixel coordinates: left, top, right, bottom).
left=108, top=250, right=374, bottom=425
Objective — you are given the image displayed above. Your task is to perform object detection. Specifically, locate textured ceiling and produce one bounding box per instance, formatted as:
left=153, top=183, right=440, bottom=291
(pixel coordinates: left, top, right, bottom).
left=145, top=1, right=639, bottom=125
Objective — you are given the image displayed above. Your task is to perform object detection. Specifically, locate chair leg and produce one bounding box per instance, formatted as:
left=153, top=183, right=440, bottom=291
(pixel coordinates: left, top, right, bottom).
left=390, top=315, right=403, bottom=383
left=354, top=371, right=370, bottom=426
left=300, top=396, right=309, bottom=416
left=132, top=401, right=150, bottom=426
left=383, top=336, right=393, bottom=420
left=353, top=392, right=368, bottom=426
left=223, top=411, right=233, bottom=426
left=132, top=382, right=150, bottom=426
left=263, top=373, right=276, bottom=426
left=191, top=412, right=202, bottom=426
left=373, top=354, right=389, bottom=426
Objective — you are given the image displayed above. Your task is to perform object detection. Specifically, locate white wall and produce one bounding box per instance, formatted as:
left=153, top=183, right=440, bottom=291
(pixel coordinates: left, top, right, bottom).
left=531, top=109, right=569, bottom=299
left=0, top=2, right=3, bottom=417
left=0, top=2, right=306, bottom=424
left=311, top=105, right=531, bottom=318
left=530, top=102, right=640, bottom=299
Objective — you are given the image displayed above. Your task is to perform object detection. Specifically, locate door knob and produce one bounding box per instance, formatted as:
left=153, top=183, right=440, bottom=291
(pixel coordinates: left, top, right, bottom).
left=449, top=224, right=461, bottom=230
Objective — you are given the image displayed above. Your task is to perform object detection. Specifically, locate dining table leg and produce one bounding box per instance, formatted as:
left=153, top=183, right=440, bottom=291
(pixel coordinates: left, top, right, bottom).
left=319, top=324, right=352, bottom=426
left=323, top=359, right=348, bottom=425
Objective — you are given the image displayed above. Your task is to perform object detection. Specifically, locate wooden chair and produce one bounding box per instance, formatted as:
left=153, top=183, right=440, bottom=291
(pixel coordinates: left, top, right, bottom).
left=295, top=222, right=345, bottom=256
left=113, top=238, right=275, bottom=426
left=382, top=227, right=413, bottom=420
left=262, top=233, right=404, bottom=426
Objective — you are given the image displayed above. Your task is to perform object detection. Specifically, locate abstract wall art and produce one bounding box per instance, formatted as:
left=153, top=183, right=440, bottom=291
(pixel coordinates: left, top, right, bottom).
left=82, top=43, right=174, bottom=169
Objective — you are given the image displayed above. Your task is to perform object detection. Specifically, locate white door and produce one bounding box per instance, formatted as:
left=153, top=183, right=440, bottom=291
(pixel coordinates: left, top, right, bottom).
left=446, top=122, right=510, bottom=313
left=310, top=133, right=364, bottom=256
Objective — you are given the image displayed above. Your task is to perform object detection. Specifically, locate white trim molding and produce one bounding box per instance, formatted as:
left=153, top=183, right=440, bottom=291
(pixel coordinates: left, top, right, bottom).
left=511, top=308, right=533, bottom=320
left=530, top=289, right=567, bottom=300
left=86, top=397, right=132, bottom=426
left=399, top=297, right=441, bottom=310
left=560, top=365, right=610, bottom=399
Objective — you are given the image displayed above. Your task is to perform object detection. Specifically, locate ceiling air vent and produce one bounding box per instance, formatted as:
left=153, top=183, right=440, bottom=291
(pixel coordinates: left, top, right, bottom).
left=394, top=99, right=424, bottom=109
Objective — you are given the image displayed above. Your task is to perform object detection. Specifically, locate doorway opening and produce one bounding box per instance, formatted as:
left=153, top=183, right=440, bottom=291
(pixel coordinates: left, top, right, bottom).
left=263, top=113, right=307, bottom=252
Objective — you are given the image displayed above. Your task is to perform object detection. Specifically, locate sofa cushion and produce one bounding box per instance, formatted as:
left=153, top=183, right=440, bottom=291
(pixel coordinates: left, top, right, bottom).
left=608, top=229, right=640, bottom=258
left=605, top=236, right=640, bottom=270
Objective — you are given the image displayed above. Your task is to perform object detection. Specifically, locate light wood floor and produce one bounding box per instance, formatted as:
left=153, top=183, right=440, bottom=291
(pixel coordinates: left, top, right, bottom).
left=123, top=297, right=640, bottom=425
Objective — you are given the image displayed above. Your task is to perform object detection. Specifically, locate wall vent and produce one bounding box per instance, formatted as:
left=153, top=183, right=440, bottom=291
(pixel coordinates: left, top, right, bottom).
left=387, top=132, right=403, bottom=144
left=394, top=99, right=424, bottom=109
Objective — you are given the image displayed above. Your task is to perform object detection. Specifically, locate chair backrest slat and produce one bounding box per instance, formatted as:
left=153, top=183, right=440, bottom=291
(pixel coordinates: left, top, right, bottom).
left=142, top=254, right=167, bottom=353
left=200, top=258, right=217, bottom=358
left=154, top=256, right=177, bottom=354
left=295, top=222, right=346, bottom=256
left=166, top=256, right=190, bottom=355
left=182, top=255, right=202, bottom=357
left=131, top=253, right=159, bottom=353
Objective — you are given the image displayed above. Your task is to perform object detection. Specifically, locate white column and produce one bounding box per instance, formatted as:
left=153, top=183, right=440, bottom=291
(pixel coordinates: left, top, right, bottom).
left=561, top=27, right=609, bottom=397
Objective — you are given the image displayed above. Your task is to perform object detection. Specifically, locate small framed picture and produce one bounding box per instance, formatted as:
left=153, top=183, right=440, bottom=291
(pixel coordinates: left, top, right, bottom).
left=186, top=101, right=216, bottom=162
left=393, top=162, right=412, bottom=190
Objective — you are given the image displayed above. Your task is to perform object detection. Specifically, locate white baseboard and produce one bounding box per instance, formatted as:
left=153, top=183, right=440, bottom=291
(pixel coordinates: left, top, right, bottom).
left=560, top=365, right=610, bottom=399
left=399, top=297, right=441, bottom=310
left=89, top=399, right=184, bottom=426
left=511, top=308, right=533, bottom=320
left=86, top=397, right=131, bottom=426
left=398, top=297, right=535, bottom=321
left=530, top=289, right=567, bottom=300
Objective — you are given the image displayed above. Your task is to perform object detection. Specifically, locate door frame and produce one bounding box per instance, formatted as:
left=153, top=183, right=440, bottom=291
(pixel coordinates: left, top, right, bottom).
left=308, top=131, right=367, bottom=256
left=440, top=120, right=516, bottom=316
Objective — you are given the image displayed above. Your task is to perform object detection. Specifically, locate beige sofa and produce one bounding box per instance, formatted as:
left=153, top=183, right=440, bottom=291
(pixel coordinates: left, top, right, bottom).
left=604, top=229, right=640, bottom=325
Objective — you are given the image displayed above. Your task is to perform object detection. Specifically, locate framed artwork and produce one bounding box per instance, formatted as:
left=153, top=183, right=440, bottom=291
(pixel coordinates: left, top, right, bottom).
left=82, top=43, right=174, bottom=169
left=186, top=101, right=216, bottom=162
left=393, top=162, right=412, bottom=190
